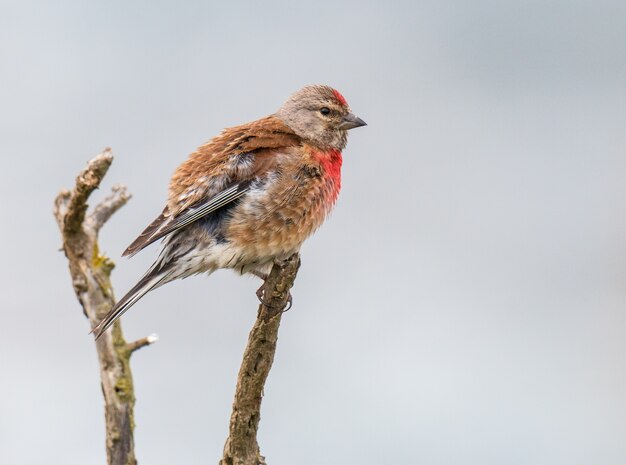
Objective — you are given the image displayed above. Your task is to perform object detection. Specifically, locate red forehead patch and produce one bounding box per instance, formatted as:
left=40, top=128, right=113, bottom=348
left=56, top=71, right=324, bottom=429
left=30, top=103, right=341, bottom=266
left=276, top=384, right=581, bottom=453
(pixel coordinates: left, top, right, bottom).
left=332, top=89, right=347, bottom=106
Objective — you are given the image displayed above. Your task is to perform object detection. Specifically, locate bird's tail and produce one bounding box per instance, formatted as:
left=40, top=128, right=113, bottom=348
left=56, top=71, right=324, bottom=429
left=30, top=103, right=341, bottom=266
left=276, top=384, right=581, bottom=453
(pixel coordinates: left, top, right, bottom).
left=91, top=269, right=171, bottom=340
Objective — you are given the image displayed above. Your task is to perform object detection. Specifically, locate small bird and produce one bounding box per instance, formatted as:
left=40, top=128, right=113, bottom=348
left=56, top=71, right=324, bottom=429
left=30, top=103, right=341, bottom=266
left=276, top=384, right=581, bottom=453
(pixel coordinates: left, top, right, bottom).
left=92, top=85, right=366, bottom=339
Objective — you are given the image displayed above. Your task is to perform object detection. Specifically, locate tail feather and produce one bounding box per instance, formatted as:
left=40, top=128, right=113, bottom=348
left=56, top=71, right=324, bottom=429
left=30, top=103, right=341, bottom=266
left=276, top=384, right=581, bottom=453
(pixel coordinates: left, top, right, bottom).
left=91, top=271, right=170, bottom=340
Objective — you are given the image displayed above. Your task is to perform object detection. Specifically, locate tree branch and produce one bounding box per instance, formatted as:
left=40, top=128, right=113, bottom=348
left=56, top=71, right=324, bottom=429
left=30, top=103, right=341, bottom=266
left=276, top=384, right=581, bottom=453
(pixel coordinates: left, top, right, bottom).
left=54, top=149, right=152, bottom=465
left=90, top=184, right=131, bottom=231
left=220, top=253, right=301, bottom=465
left=58, top=148, right=114, bottom=236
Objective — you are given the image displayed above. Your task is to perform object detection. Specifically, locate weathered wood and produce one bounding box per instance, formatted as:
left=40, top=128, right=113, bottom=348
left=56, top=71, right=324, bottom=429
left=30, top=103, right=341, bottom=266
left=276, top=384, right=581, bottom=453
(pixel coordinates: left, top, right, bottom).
left=54, top=149, right=155, bottom=465
left=220, top=253, right=301, bottom=465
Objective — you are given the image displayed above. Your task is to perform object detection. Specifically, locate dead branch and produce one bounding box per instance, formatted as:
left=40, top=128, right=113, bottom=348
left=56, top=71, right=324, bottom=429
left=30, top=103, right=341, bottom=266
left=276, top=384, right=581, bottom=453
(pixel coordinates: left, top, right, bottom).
left=220, top=253, right=301, bottom=465
left=91, top=184, right=132, bottom=231
left=54, top=149, right=155, bottom=465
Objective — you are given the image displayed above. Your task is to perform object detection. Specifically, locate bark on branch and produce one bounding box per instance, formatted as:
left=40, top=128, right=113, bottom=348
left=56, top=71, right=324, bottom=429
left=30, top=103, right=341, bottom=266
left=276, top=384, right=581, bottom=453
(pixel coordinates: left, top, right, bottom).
left=220, top=253, right=301, bottom=465
left=54, top=149, right=155, bottom=465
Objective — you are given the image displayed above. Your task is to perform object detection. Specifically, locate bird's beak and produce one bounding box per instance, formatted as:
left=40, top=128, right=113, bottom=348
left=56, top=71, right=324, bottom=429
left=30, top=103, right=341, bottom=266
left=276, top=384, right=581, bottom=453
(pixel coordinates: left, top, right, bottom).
left=338, top=113, right=367, bottom=130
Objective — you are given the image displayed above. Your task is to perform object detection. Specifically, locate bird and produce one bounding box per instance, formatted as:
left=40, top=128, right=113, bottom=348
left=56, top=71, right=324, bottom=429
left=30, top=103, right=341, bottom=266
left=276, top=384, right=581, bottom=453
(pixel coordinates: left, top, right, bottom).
left=92, top=84, right=366, bottom=339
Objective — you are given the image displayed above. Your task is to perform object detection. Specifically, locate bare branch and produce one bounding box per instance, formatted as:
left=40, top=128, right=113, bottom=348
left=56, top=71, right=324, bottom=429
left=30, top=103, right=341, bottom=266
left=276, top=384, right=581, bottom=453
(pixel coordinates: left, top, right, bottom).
left=90, top=184, right=132, bottom=231
left=220, top=253, right=301, bottom=465
left=126, top=334, right=159, bottom=354
left=54, top=149, right=147, bottom=465
left=60, top=148, right=114, bottom=236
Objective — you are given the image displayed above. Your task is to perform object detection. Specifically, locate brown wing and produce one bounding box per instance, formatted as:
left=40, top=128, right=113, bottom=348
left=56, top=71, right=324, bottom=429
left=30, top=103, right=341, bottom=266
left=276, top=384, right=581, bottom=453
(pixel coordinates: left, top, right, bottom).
left=122, top=116, right=301, bottom=257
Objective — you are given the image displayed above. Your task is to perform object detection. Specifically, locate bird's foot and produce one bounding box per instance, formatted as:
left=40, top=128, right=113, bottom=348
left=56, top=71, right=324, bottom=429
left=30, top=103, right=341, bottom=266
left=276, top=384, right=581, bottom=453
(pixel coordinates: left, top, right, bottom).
left=256, top=283, right=293, bottom=312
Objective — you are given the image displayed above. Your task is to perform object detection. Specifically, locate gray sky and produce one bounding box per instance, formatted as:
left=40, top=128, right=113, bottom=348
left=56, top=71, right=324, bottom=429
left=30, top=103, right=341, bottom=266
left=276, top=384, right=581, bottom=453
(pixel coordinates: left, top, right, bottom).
left=1, top=1, right=625, bottom=464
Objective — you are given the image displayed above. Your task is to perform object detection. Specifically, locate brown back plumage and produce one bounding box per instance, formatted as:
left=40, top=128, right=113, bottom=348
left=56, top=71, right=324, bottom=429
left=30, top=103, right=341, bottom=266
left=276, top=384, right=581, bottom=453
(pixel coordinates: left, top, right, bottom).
left=122, top=116, right=302, bottom=257
left=169, top=116, right=300, bottom=211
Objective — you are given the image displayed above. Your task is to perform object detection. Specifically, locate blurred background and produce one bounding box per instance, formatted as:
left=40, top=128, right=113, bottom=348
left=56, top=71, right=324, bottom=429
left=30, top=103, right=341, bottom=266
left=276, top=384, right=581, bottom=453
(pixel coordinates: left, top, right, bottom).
left=1, top=1, right=625, bottom=464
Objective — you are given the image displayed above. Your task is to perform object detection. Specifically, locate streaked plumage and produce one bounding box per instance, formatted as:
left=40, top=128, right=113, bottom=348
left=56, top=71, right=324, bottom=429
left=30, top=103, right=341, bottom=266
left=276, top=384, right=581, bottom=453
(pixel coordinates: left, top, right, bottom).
left=92, top=85, right=365, bottom=339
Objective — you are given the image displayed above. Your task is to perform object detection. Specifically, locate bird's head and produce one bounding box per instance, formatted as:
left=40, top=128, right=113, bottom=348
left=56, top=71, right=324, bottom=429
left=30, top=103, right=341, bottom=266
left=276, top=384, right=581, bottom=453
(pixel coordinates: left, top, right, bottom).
left=275, top=85, right=366, bottom=151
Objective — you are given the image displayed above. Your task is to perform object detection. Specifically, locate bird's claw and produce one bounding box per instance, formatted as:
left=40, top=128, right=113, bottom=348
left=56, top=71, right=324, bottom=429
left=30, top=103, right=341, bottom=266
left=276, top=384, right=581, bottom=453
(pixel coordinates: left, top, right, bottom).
left=256, top=283, right=293, bottom=312
left=256, top=285, right=268, bottom=305
left=283, top=293, right=293, bottom=312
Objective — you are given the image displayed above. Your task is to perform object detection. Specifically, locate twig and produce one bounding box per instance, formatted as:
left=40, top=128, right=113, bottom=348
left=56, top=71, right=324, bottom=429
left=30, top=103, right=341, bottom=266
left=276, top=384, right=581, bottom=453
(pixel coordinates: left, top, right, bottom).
left=126, top=334, right=159, bottom=354
left=54, top=149, right=153, bottom=465
left=220, top=253, right=301, bottom=465
left=90, top=184, right=132, bottom=231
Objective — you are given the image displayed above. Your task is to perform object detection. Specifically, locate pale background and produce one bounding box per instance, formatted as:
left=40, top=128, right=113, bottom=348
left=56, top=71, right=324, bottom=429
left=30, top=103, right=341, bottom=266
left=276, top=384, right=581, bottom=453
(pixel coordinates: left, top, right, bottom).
left=1, top=1, right=625, bottom=464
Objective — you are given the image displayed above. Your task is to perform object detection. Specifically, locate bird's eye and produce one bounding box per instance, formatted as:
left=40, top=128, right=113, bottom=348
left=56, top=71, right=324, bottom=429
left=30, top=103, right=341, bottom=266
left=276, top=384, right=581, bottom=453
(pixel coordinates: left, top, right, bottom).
left=320, top=107, right=330, bottom=115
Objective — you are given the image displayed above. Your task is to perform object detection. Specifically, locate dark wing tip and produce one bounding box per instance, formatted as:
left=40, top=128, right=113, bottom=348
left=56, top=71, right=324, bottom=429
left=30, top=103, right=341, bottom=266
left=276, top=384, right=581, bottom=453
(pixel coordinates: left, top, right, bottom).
left=121, top=245, right=138, bottom=257
left=121, top=210, right=169, bottom=258
left=121, top=238, right=149, bottom=258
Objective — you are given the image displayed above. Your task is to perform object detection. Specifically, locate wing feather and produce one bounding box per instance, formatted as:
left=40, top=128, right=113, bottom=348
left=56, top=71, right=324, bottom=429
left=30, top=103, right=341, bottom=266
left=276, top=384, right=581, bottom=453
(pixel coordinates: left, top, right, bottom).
left=122, top=180, right=252, bottom=257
